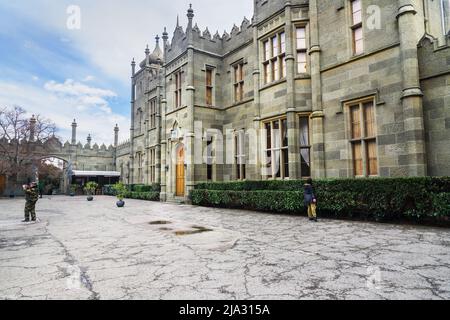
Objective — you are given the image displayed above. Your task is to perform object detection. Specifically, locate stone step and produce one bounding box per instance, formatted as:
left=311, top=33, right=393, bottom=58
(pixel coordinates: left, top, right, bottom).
left=166, top=197, right=186, bottom=205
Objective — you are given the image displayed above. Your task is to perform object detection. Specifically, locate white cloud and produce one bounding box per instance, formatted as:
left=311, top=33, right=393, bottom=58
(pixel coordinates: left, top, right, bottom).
left=82, top=75, right=95, bottom=82
left=0, top=80, right=129, bottom=146
left=44, top=79, right=116, bottom=98
left=1, top=0, right=253, bottom=84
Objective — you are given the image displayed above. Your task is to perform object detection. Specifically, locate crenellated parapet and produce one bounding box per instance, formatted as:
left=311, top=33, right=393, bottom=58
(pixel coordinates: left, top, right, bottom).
left=165, top=5, right=255, bottom=63
left=222, top=17, right=253, bottom=54
left=116, top=140, right=131, bottom=157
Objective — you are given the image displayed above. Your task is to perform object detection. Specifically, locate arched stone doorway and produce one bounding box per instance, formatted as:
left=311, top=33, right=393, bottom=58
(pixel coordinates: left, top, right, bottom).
left=175, top=145, right=185, bottom=197
left=37, top=156, right=69, bottom=195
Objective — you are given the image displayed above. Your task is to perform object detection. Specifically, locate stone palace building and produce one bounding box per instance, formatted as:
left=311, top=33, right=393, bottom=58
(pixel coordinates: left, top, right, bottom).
left=113, top=0, right=450, bottom=202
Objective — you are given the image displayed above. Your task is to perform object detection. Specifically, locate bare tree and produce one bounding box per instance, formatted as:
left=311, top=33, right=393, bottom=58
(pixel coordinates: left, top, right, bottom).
left=0, top=106, right=57, bottom=190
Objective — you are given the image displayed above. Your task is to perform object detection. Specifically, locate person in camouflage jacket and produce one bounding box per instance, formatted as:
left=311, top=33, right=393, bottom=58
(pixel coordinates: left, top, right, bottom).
left=23, top=182, right=39, bottom=222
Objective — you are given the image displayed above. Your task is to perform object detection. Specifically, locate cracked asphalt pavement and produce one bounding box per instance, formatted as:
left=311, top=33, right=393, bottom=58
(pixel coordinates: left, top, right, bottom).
left=1, top=196, right=449, bottom=300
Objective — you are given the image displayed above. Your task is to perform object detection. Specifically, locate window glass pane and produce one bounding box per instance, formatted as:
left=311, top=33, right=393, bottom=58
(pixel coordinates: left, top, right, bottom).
left=299, top=117, right=309, bottom=146
left=367, top=140, right=378, bottom=176
left=352, top=142, right=363, bottom=176
left=273, top=60, right=279, bottom=81
left=265, top=123, right=271, bottom=149
left=283, top=149, right=289, bottom=178
left=297, top=52, right=307, bottom=73
left=207, top=89, right=212, bottom=105
left=280, top=58, right=286, bottom=78
left=350, top=105, right=361, bottom=139
left=264, top=41, right=270, bottom=61
left=239, top=64, right=244, bottom=81
left=354, top=27, right=363, bottom=54
left=282, top=119, right=288, bottom=147
left=273, top=120, right=280, bottom=149
left=352, top=0, right=362, bottom=24
left=296, top=27, right=306, bottom=49
left=265, top=150, right=272, bottom=178
left=206, top=69, right=212, bottom=86
left=280, top=32, right=286, bottom=53
left=264, top=63, right=269, bottom=84
left=272, top=37, right=278, bottom=57
left=364, top=102, right=376, bottom=137
left=274, top=150, right=281, bottom=178
left=300, top=148, right=311, bottom=177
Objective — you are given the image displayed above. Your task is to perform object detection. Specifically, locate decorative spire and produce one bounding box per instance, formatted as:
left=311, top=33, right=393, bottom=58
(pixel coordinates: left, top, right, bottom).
left=71, top=119, right=77, bottom=145
left=193, top=23, right=200, bottom=33
left=187, top=4, right=194, bottom=29
left=155, top=35, right=160, bottom=45
left=162, top=27, right=168, bottom=40
left=30, top=115, right=37, bottom=142
left=145, top=45, right=150, bottom=56
left=131, top=58, right=136, bottom=76
left=176, top=15, right=180, bottom=29
left=187, top=3, right=194, bottom=18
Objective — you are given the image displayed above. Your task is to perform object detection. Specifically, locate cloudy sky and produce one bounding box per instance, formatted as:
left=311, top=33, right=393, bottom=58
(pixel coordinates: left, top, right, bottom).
left=0, top=0, right=253, bottom=145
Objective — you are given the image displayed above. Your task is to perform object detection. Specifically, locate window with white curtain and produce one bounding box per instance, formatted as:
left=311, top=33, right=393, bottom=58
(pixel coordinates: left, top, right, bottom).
left=299, top=116, right=311, bottom=178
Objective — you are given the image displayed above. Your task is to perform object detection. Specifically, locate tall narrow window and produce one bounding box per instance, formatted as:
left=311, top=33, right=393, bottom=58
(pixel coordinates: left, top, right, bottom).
left=136, top=152, right=143, bottom=183
left=296, top=27, right=308, bottom=73
left=234, top=62, right=245, bottom=103
left=262, top=31, right=286, bottom=84
left=206, top=136, right=214, bottom=181
left=149, top=148, right=156, bottom=183
left=442, top=0, right=450, bottom=36
left=351, top=0, right=363, bottom=55
left=235, top=131, right=246, bottom=180
left=299, top=116, right=311, bottom=177
left=349, top=100, right=378, bottom=177
left=150, top=98, right=157, bottom=129
left=263, top=118, right=289, bottom=179
left=206, top=68, right=213, bottom=106
left=136, top=108, right=143, bottom=135
left=174, top=70, right=182, bottom=108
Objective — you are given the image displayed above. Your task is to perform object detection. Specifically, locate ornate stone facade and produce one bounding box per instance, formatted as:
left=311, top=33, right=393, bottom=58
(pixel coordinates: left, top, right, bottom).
left=117, top=0, right=449, bottom=202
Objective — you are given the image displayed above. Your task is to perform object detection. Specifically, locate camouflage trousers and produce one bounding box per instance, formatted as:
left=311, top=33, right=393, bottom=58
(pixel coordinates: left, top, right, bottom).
left=24, top=201, right=37, bottom=221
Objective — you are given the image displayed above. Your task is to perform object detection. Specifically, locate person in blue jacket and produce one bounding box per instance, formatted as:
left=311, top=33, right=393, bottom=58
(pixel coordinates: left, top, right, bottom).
left=304, top=178, right=318, bottom=222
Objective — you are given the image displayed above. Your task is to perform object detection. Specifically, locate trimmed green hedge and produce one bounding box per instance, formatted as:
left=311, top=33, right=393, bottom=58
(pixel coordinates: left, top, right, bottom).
left=131, top=184, right=161, bottom=193
left=191, top=178, right=450, bottom=223
left=103, top=184, right=160, bottom=202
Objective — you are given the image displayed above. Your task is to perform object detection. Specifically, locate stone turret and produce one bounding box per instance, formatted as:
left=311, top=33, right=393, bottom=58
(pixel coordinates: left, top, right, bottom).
left=397, top=0, right=427, bottom=176
left=114, top=124, right=119, bottom=147
left=29, top=115, right=37, bottom=142
left=71, top=119, right=77, bottom=145
left=87, top=134, right=92, bottom=147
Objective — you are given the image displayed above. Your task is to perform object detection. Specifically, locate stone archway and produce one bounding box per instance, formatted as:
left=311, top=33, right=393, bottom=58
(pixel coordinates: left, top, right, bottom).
left=37, top=156, right=70, bottom=195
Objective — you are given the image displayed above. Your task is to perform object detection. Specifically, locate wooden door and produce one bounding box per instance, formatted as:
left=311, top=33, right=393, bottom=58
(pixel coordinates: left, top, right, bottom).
left=176, top=147, right=185, bottom=196
left=0, top=175, right=5, bottom=196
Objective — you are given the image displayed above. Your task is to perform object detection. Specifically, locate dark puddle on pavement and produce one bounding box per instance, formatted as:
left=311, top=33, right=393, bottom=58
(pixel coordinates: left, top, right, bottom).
left=159, top=227, right=173, bottom=231
left=149, top=221, right=172, bottom=225
left=175, top=226, right=213, bottom=236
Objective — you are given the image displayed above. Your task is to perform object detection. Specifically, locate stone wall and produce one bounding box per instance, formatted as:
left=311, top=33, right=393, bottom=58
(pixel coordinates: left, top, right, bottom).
left=418, top=34, right=450, bottom=176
